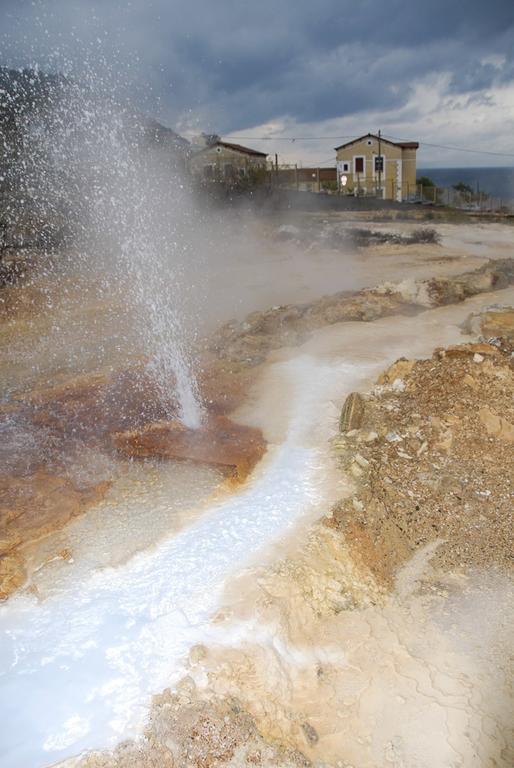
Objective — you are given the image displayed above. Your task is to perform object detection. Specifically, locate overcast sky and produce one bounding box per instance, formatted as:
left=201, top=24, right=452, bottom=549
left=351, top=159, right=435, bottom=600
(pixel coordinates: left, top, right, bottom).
left=1, top=0, right=513, bottom=166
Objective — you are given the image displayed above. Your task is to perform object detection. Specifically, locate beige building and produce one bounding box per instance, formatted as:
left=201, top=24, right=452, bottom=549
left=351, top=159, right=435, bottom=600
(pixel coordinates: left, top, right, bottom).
left=335, top=133, right=418, bottom=201
left=189, top=139, right=268, bottom=182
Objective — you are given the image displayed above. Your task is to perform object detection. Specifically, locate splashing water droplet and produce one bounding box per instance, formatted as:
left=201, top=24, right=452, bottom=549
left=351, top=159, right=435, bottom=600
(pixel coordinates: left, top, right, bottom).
left=1, top=49, right=204, bottom=427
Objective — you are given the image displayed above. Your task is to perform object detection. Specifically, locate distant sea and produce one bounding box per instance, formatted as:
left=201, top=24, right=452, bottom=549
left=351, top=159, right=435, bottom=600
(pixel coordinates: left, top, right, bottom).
left=418, top=167, right=514, bottom=201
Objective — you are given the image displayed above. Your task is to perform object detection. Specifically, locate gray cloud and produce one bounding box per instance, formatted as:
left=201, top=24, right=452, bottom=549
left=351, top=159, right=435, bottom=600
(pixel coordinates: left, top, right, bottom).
left=0, top=0, right=513, bottom=135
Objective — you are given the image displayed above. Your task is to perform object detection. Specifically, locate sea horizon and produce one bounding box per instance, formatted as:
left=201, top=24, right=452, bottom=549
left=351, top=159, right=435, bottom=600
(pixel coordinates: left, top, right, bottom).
left=418, top=166, right=514, bottom=200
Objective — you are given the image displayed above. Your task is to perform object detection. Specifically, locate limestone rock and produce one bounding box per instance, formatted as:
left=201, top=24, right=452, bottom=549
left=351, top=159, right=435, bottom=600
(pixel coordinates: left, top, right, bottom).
left=480, top=308, right=514, bottom=341
left=437, top=342, right=498, bottom=359
left=354, top=453, right=370, bottom=469
left=378, top=358, right=416, bottom=385
left=479, top=407, right=514, bottom=442
left=339, top=392, right=365, bottom=432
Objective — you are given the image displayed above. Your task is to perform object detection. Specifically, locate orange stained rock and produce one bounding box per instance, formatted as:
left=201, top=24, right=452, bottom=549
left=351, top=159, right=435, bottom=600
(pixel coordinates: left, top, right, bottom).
left=113, top=416, right=267, bottom=482
left=0, top=472, right=111, bottom=600
left=0, top=472, right=111, bottom=539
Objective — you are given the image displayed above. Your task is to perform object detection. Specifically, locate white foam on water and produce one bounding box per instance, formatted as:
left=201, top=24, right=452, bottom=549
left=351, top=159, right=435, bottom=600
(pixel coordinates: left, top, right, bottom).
left=0, top=355, right=368, bottom=768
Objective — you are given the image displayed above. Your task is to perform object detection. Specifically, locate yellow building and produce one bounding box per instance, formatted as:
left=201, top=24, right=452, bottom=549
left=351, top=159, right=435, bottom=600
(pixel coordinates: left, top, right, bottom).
left=189, top=139, right=268, bottom=182
left=335, top=133, right=418, bottom=201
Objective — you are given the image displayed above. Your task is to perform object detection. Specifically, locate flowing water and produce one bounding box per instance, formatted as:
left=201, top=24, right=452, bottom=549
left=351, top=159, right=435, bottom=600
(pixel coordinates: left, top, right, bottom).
left=2, top=286, right=513, bottom=767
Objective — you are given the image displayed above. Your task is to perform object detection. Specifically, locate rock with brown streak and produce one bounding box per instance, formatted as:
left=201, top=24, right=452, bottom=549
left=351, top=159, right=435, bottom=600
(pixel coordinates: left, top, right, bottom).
left=0, top=472, right=110, bottom=541
left=436, top=342, right=499, bottom=360
left=0, top=472, right=110, bottom=600
left=0, top=552, right=26, bottom=601
left=113, top=416, right=266, bottom=481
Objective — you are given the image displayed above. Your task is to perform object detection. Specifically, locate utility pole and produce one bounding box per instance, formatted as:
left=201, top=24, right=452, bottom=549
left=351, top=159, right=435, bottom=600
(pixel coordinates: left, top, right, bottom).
left=377, top=129, right=382, bottom=198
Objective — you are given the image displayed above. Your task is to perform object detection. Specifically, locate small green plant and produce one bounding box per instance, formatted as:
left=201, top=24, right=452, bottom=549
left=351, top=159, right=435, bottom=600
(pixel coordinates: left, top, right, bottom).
left=416, top=175, right=435, bottom=187
left=453, top=181, right=474, bottom=197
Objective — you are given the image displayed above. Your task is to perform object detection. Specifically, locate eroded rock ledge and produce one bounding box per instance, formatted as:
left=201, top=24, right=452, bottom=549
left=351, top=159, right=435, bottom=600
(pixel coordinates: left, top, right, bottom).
left=210, top=257, right=514, bottom=364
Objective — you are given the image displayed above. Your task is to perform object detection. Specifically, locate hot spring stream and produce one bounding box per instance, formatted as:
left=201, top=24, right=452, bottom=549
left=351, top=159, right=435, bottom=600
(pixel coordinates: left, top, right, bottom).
left=0, top=352, right=367, bottom=767
left=0, top=297, right=506, bottom=768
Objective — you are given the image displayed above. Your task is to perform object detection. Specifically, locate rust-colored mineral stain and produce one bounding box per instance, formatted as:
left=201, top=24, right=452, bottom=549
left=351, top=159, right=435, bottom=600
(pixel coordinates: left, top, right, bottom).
left=113, top=416, right=267, bottom=482
left=0, top=472, right=111, bottom=600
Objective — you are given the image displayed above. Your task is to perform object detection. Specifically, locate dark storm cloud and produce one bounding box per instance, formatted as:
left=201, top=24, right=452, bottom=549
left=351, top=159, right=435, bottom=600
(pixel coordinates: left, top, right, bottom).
left=0, top=0, right=513, bottom=131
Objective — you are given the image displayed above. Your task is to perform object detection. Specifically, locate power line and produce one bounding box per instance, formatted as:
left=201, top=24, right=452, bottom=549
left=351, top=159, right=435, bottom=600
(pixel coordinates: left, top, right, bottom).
left=224, top=132, right=514, bottom=158
left=383, top=134, right=514, bottom=159
left=224, top=135, right=356, bottom=142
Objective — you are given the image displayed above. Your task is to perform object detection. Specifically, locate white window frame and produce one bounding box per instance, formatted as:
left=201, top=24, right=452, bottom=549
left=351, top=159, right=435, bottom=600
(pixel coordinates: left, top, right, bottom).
left=372, top=153, right=386, bottom=182
left=341, top=161, right=350, bottom=173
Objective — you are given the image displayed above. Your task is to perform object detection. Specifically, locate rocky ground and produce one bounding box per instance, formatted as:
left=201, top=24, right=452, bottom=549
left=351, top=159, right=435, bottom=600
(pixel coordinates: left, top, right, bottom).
left=0, top=356, right=261, bottom=599
left=2, top=257, right=514, bottom=601
left=60, top=307, right=514, bottom=768
left=1, top=216, right=513, bottom=767
left=331, top=318, right=514, bottom=585
left=69, top=691, right=312, bottom=768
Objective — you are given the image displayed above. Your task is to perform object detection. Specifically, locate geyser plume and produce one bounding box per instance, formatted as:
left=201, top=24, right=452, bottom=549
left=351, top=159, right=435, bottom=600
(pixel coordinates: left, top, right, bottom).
left=1, top=64, right=203, bottom=428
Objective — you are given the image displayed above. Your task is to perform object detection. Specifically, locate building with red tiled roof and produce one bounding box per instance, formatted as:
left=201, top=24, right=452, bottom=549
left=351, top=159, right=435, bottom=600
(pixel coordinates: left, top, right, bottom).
left=189, top=137, right=268, bottom=182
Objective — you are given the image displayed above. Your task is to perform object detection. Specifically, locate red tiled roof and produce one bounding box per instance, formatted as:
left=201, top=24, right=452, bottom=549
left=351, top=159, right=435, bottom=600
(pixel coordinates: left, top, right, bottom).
left=192, top=140, right=268, bottom=158
left=218, top=141, right=268, bottom=157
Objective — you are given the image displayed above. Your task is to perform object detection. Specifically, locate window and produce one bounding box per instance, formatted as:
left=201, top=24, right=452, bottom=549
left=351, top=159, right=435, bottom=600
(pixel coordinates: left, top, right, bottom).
left=239, top=167, right=246, bottom=177
left=342, top=161, right=350, bottom=173
left=355, top=157, right=364, bottom=174
left=224, top=163, right=234, bottom=178
left=374, top=155, right=384, bottom=173
left=367, top=139, right=373, bottom=146
left=203, top=165, right=213, bottom=179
